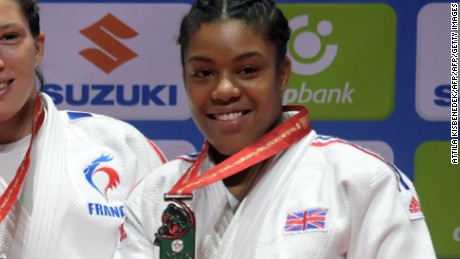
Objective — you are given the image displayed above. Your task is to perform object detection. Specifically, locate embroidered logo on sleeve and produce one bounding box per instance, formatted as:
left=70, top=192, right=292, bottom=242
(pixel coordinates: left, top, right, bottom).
left=409, top=196, right=422, bottom=214
left=399, top=190, right=424, bottom=220
left=284, top=208, right=328, bottom=233
left=393, top=168, right=425, bottom=221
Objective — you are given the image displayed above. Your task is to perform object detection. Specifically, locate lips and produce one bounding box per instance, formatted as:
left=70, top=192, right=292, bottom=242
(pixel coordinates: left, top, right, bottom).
left=209, top=110, right=250, bottom=121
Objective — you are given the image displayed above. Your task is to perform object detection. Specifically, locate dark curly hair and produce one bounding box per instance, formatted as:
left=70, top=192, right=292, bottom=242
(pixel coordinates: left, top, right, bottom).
left=177, top=0, right=291, bottom=69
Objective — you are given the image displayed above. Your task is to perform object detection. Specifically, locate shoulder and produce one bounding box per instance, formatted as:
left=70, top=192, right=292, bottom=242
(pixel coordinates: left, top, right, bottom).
left=142, top=153, right=199, bottom=187
left=306, top=135, right=423, bottom=219
left=56, top=109, right=160, bottom=153
left=63, top=110, right=137, bottom=132
left=67, top=111, right=166, bottom=161
left=42, top=92, right=150, bottom=142
left=309, top=135, right=394, bottom=171
left=306, top=135, right=405, bottom=188
left=130, top=152, right=200, bottom=202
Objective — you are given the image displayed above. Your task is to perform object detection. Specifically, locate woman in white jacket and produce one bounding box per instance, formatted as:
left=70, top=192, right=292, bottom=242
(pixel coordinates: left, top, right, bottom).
left=0, top=0, right=167, bottom=258
left=114, top=0, right=436, bottom=258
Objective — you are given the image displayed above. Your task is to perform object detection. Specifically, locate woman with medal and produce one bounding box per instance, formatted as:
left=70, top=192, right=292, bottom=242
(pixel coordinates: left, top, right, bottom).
left=114, top=0, right=436, bottom=258
left=0, top=0, right=167, bottom=258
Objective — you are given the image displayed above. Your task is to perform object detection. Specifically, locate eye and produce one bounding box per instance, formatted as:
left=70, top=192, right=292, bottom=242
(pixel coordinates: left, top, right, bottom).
left=238, top=66, right=259, bottom=77
left=5, top=33, right=18, bottom=40
left=0, top=33, right=20, bottom=43
left=194, top=69, right=214, bottom=79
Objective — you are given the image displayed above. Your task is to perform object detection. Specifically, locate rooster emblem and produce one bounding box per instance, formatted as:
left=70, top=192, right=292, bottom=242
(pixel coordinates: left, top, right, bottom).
left=83, top=154, right=120, bottom=201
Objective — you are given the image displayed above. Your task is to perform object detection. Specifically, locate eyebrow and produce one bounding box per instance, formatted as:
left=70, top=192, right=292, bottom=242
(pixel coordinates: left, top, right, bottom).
left=187, top=51, right=263, bottom=63
left=187, top=55, right=212, bottom=63
left=0, top=23, right=21, bottom=30
left=234, top=51, right=263, bottom=61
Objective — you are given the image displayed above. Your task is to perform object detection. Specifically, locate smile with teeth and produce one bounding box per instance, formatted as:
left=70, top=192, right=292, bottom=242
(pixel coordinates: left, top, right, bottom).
left=0, top=80, right=11, bottom=90
left=213, top=111, right=243, bottom=121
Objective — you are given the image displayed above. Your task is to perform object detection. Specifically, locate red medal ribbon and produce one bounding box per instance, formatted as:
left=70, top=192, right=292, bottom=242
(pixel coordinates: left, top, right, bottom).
left=0, top=96, right=45, bottom=223
left=168, top=105, right=311, bottom=196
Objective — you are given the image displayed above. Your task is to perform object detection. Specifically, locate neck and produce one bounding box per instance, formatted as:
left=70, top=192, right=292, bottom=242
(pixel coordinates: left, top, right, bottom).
left=0, top=95, right=37, bottom=144
left=208, top=146, right=263, bottom=201
left=208, top=145, right=228, bottom=164
left=222, top=161, right=265, bottom=202
left=209, top=114, right=285, bottom=201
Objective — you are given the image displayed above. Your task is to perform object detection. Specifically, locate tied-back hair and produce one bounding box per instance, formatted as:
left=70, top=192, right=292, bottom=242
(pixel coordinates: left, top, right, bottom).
left=17, top=0, right=44, bottom=90
left=177, top=0, right=291, bottom=69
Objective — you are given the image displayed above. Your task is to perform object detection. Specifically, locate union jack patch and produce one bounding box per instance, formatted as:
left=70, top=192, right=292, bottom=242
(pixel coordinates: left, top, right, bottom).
left=284, top=208, right=328, bottom=233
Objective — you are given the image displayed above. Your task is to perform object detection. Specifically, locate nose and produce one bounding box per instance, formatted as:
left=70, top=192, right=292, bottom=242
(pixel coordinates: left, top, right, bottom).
left=211, top=76, right=240, bottom=102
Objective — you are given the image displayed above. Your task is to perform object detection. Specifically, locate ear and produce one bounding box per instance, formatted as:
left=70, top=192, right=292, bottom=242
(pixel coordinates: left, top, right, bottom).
left=34, top=32, right=45, bottom=66
left=279, top=57, right=291, bottom=93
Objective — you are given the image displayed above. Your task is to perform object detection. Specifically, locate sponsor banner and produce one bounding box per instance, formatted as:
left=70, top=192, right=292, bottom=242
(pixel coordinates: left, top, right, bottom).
left=416, top=3, right=452, bottom=121
left=39, top=3, right=191, bottom=120
left=415, top=141, right=460, bottom=257
left=279, top=4, right=396, bottom=120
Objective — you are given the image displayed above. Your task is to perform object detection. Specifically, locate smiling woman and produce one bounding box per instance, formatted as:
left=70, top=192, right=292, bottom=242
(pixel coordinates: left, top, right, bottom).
left=114, top=1, right=436, bottom=259
left=183, top=20, right=290, bottom=158
left=0, top=0, right=43, bottom=144
left=0, top=0, right=167, bottom=258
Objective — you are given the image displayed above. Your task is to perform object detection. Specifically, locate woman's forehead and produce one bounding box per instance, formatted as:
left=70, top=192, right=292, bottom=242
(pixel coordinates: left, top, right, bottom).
left=188, top=21, right=267, bottom=50
left=185, top=23, right=274, bottom=63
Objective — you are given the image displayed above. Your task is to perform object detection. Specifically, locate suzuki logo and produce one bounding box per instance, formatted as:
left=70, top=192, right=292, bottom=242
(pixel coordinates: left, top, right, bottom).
left=79, top=13, right=138, bottom=74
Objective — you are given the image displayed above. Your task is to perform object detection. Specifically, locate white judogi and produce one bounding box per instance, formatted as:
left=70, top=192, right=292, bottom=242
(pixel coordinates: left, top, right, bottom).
left=114, top=110, right=436, bottom=259
left=0, top=93, right=166, bottom=259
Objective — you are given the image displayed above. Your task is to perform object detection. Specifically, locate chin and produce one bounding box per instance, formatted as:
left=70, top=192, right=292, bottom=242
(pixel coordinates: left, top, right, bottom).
left=209, top=144, right=239, bottom=162
left=220, top=144, right=248, bottom=156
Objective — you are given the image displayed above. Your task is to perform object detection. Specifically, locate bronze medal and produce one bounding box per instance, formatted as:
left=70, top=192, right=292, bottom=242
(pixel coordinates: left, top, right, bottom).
left=155, top=195, right=195, bottom=259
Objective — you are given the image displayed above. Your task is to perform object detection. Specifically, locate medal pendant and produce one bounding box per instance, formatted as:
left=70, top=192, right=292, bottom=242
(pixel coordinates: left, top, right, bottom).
left=154, top=199, right=195, bottom=259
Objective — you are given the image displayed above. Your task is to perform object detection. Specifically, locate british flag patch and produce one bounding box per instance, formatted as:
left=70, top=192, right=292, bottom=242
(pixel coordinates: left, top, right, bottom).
left=284, top=208, right=328, bottom=233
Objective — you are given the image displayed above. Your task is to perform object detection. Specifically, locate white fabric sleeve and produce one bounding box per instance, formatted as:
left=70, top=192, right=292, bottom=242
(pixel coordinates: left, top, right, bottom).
left=113, top=179, right=157, bottom=259
left=347, top=167, right=437, bottom=259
